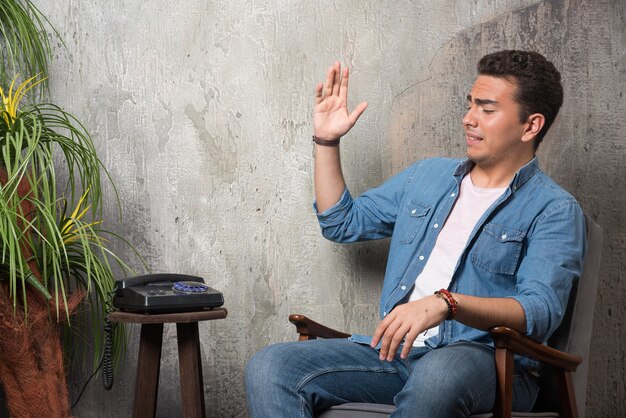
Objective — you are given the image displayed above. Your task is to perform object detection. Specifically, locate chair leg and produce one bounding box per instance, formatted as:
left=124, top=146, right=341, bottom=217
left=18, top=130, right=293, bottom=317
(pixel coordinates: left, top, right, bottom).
left=555, top=369, right=578, bottom=418
left=493, top=347, right=514, bottom=418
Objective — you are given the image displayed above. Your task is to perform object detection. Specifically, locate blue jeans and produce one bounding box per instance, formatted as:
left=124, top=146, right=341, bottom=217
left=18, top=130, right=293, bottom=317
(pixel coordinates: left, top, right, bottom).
left=245, top=339, right=539, bottom=417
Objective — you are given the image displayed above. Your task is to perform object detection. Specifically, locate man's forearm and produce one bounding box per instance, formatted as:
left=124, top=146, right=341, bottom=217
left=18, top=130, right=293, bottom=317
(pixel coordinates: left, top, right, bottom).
left=452, top=293, right=527, bottom=334
left=314, top=144, right=346, bottom=213
left=312, top=62, right=368, bottom=213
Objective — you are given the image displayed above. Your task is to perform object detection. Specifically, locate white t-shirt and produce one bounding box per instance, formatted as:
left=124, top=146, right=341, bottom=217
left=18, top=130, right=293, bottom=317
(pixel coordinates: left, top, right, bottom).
left=409, top=173, right=506, bottom=346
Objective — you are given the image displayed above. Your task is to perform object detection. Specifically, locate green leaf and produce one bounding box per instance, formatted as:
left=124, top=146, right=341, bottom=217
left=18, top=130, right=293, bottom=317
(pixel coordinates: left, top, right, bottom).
left=24, top=269, right=50, bottom=299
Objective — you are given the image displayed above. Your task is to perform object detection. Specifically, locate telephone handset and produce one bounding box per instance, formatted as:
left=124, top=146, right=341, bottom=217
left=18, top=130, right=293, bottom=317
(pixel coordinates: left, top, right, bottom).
left=113, top=273, right=224, bottom=313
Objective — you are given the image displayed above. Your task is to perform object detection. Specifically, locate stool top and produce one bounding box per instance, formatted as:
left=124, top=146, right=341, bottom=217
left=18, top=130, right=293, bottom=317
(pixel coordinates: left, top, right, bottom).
left=109, top=307, right=228, bottom=324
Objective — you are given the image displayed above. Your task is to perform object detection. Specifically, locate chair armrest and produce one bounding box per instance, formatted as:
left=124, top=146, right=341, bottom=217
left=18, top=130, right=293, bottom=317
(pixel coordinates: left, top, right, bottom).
left=289, top=314, right=351, bottom=340
left=489, top=326, right=582, bottom=372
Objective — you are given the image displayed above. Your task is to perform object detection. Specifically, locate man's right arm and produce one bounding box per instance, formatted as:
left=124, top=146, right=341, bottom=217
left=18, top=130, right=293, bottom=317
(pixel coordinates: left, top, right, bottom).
left=313, top=62, right=368, bottom=213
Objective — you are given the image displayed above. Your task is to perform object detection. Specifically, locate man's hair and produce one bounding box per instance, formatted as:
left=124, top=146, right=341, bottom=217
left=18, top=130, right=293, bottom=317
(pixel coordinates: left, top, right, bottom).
left=477, top=50, right=563, bottom=149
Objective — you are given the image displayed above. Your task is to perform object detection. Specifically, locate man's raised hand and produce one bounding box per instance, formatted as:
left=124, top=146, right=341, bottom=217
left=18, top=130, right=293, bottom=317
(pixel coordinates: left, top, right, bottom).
left=314, top=62, right=368, bottom=141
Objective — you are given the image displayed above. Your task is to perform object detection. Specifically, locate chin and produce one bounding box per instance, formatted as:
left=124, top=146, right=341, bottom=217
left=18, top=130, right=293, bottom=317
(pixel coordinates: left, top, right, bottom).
left=466, top=151, right=490, bottom=167
left=466, top=150, right=480, bottom=163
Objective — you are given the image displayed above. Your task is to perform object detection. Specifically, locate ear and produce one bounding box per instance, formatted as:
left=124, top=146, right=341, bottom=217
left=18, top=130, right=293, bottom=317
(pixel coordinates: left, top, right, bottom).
left=521, top=113, right=545, bottom=144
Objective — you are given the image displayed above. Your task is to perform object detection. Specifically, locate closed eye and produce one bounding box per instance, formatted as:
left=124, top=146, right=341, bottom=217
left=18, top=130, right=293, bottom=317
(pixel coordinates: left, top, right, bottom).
left=467, top=94, right=498, bottom=113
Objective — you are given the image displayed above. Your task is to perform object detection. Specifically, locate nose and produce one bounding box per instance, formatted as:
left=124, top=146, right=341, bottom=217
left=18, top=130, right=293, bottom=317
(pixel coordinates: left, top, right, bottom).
left=463, top=106, right=477, bottom=128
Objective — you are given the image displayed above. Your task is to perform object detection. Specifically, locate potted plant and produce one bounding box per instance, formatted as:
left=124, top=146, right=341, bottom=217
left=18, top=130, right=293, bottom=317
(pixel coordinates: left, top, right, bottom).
left=0, top=1, right=136, bottom=416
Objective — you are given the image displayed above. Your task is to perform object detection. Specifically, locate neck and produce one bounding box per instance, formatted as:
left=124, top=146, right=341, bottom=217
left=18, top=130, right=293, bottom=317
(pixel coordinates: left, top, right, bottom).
left=470, top=155, right=534, bottom=188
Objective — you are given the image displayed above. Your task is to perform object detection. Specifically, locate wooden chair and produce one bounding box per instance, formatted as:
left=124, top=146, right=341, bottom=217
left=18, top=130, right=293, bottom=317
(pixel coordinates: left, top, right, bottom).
left=290, top=215, right=602, bottom=418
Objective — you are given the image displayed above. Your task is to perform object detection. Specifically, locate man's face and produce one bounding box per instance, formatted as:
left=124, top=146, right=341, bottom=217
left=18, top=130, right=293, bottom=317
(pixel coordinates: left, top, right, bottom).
left=463, top=75, right=532, bottom=169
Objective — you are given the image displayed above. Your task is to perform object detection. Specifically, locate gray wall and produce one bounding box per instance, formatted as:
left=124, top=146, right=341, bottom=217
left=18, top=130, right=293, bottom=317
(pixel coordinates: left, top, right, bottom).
left=35, top=1, right=624, bottom=417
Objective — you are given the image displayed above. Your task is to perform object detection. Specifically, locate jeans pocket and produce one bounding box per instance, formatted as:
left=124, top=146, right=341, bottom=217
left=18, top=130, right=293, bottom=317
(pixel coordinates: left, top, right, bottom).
left=398, top=200, right=430, bottom=244
left=472, top=223, right=525, bottom=275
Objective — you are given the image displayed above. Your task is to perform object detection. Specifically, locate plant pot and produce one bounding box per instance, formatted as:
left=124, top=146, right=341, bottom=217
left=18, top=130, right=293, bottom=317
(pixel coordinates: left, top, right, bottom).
left=0, top=166, right=82, bottom=418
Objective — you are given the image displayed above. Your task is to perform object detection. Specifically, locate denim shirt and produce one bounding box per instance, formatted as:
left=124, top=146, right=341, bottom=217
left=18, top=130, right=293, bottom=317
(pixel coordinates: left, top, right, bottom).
left=315, top=157, right=586, bottom=360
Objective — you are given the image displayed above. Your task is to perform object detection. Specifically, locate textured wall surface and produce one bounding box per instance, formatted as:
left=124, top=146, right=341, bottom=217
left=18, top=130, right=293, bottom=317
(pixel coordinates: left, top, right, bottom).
left=29, top=1, right=625, bottom=417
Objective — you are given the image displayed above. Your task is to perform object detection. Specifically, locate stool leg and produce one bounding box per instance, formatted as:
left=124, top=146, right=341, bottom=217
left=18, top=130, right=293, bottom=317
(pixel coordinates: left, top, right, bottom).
left=133, top=323, right=164, bottom=418
left=177, top=322, right=206, bottom=418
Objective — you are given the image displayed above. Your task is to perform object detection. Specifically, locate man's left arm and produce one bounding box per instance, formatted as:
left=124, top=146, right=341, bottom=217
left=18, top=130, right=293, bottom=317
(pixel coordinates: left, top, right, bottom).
left=373, top=199, right=587, bottom=361
left=455, top=200, right=587, bottom=340
left=372, top=293, right=525, bottom=361
left=506, top=200, right=587, bottom=341
left=451, top=294, right=526, bottom=332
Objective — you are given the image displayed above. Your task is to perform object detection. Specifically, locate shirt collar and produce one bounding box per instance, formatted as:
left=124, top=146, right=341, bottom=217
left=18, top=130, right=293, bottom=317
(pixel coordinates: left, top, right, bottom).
left=453, top=157, right=541, bottom=191
left=509, top=157, right=540, bottom=191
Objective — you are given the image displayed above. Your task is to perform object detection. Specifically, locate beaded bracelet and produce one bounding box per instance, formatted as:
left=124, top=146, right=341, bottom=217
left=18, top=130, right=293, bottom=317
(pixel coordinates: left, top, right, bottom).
left=434, top=291, right=453, bottom=320
left=434, top=289, right=459, bottom=320
left=312, top=135, right=341, bottom=147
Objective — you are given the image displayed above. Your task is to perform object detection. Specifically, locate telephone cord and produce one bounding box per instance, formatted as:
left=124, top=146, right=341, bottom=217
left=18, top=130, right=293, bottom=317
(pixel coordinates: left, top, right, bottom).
left=70, top=290, right=117, bottom=409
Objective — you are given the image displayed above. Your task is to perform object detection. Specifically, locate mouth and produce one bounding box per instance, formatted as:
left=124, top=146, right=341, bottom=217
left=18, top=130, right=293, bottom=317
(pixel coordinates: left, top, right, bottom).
left=465, top=132, right=483, bottom=145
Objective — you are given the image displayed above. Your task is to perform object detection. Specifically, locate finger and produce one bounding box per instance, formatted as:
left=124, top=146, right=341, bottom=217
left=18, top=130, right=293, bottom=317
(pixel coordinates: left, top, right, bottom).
left=339, top=67, right=350, bottom=101
left=385, top=324, right=410, bottom=361
left=314, top=83, right=323, bottom=104
left=370, top=313, right=395, bottom=348
left=379, top=320, right=403, bottom=361
left=371, top=314, right=392, bottom=348
left=348, top=101, right=368, bottom=124
left=331, top=62, right=341, bottom=96
left=400, top=328, right=420, bottom=359
left=324, top=64, right=336, bottom=97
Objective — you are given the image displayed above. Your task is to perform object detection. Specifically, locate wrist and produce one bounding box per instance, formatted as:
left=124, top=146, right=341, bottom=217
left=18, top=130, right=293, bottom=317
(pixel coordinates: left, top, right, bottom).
left=434, top=289, right=459, bottom=320
left=433, top=294, right=450, bottom=319
left=312, top=135, right=341, bottom=146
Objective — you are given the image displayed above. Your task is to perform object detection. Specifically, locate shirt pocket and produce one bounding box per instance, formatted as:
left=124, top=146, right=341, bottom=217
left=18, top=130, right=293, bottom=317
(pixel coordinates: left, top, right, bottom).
left=398, top=200, right=431, bottom=244
left=472, top=223, right=526, bottom=275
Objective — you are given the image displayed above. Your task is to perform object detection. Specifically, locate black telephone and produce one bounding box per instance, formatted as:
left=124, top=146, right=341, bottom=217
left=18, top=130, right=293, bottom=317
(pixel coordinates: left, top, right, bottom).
left=94, top=274, right=224, bottom=395
left=113, top=273, right=224, bottom=313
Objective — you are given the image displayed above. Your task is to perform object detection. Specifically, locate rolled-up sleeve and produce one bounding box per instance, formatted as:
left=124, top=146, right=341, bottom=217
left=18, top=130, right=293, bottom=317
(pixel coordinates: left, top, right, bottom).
left=511, top=199, right=587, bottom=341
left=314, top=188, right=354, bottom=229
left=313, top=162, right=419, bottom=243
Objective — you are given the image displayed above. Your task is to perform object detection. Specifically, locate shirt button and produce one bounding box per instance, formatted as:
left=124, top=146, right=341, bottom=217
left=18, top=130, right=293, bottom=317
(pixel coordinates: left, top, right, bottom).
left=411, top=209, right=416, bottom=214
left=434, top=223, right=439, bottom=228
left=501, top=234, right=507, bottom=240
left=450, top=193, right=456, bottom=197
left=401, top=285, right=406, bottom=290
left=383, top=311, right=387, bottom=316
left=419, top=255, right=425, bottom=260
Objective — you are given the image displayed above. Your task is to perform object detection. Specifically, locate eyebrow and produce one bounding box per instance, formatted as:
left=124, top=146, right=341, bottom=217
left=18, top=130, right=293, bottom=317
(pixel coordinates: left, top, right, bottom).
left=466, top=94, right=498, bottom=106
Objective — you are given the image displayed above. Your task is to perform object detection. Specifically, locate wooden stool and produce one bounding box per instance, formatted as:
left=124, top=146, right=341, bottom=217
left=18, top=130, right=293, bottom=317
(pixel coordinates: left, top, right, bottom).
left=109, top=308, right=228, bottom=418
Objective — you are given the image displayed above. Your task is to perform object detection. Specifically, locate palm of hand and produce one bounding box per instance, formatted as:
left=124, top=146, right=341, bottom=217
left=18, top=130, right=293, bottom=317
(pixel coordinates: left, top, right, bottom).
left=313, top=63, right=368, bottom=141
left=314, top=97, right=352, bottom=140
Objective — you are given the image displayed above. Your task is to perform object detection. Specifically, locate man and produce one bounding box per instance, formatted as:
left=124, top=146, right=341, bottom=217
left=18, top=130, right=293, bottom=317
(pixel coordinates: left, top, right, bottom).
left=245, top=50, right=586, bottom=417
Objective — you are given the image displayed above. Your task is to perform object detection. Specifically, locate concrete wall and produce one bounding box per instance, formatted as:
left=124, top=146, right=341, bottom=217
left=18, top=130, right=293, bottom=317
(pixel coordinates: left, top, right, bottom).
left=33, top=1, right=624, bottom=417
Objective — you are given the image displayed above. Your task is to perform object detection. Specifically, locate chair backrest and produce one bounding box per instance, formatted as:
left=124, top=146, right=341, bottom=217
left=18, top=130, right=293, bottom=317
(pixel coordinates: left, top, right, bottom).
left=545, top=215, right=603, bottom=417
